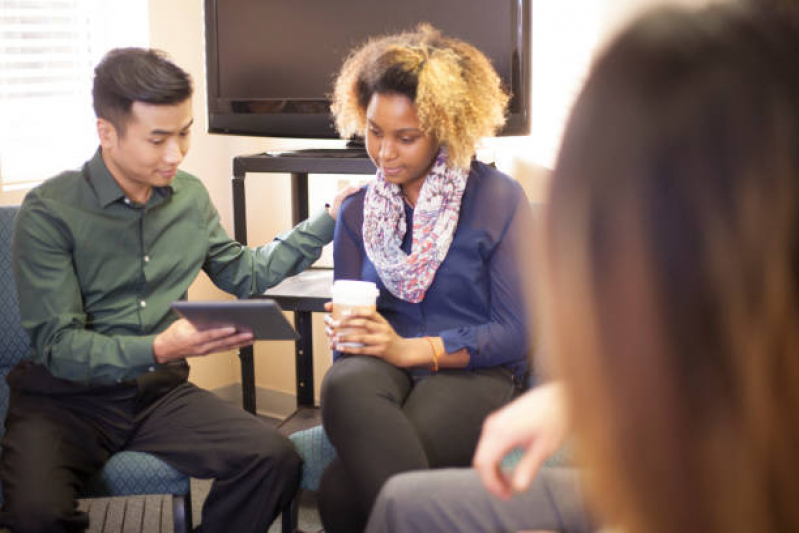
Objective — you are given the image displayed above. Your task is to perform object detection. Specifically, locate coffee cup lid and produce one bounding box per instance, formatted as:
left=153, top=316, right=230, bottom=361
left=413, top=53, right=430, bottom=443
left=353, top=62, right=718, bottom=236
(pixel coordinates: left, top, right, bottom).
left=331, top=280, right=380, bottom=304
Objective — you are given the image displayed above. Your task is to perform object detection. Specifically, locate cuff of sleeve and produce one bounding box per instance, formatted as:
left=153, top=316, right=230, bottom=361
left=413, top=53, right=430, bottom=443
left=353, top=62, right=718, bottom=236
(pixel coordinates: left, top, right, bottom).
left=440, top=327, right=478, bottom=367
left=124, top=334, right=158, bottom=369
left=304, top=208, right=336, bottom=242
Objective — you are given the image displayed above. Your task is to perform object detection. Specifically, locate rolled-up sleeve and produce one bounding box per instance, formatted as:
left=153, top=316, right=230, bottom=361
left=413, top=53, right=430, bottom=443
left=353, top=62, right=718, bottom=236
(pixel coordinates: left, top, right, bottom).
left=438, top=194, right=530, bottom=369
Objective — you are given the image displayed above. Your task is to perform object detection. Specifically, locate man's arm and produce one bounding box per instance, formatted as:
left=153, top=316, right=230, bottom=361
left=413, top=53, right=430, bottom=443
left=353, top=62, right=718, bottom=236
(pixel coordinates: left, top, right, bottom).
left=13, top=193, right=259, bottom=383
left=12, top=195, right=158, bottom=383
left=202, top=185, right=359, bottom=298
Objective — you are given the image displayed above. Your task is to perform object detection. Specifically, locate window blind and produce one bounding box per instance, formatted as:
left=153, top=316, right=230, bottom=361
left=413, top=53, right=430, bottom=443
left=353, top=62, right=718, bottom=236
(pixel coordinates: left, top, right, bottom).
left=0, top=0, right=148, bottom=191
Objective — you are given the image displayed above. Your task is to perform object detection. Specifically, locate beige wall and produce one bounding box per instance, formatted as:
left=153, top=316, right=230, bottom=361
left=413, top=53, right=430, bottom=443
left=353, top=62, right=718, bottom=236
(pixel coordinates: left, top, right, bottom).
left=0, top=0, right=718, bottom=400
left=148, top=0, right=346, bottom=396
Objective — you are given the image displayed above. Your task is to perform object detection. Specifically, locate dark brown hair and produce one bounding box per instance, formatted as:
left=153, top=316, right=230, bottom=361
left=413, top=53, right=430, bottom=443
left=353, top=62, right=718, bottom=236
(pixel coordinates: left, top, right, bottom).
left=92, top=48, right=192, bottom=134
left=544, top=4, right=799, bottom=532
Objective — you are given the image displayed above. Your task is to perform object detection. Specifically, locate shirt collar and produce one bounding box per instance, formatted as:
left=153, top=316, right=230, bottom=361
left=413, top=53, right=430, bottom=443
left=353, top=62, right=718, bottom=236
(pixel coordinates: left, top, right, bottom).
left=87, top=147, right=174, bottom=208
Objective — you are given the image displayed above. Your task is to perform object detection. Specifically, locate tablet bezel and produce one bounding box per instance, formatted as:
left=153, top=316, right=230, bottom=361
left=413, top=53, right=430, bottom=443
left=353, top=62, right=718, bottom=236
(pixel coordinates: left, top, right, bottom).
left=170, top=299, right=298, bottom=341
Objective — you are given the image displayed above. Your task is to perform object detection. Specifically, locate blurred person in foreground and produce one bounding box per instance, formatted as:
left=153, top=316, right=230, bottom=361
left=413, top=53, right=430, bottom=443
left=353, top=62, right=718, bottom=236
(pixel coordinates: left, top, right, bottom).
left=366, top=2, right=799, bottom=532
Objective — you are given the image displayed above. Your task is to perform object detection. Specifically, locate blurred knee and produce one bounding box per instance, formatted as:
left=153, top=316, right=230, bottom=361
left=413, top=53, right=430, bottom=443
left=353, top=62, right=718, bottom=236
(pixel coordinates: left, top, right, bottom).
left=378, top=472, right=428, bottom=511
left=368, top=472, right=431, bottom=532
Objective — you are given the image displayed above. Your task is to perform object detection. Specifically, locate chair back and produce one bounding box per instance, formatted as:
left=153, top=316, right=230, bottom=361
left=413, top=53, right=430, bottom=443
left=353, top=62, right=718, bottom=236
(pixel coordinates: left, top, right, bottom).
left=0, top=206, right=30, bottom=439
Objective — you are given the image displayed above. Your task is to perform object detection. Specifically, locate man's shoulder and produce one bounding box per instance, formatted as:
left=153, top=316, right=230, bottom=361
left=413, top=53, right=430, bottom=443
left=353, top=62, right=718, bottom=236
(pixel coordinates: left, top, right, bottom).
left=170, top=169, right=211, bottom=199
left=22, top=167, right=86, bottom=212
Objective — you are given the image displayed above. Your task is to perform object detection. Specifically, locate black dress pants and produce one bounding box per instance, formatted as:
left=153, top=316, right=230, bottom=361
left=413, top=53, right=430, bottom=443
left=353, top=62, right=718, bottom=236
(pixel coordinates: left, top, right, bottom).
left=0, top=361, right=300, bottom=533
left=318, top=356, right=522, bottom=533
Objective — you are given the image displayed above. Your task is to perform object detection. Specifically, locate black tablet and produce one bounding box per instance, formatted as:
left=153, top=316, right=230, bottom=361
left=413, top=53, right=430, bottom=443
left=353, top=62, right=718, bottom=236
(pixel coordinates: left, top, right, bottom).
left=170, top=300, right=298, bottom=340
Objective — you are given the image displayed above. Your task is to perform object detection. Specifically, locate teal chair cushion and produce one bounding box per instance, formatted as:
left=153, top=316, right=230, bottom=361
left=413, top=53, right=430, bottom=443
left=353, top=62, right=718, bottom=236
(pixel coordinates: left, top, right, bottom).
left=289, top=425, right=338, bottom=491
left=81, top=451, right=190, bottom=498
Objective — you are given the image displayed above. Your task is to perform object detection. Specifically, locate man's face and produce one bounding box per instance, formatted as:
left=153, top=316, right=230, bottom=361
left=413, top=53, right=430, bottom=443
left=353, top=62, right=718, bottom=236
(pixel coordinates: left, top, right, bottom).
left=99, top=98, right=193, bottom=203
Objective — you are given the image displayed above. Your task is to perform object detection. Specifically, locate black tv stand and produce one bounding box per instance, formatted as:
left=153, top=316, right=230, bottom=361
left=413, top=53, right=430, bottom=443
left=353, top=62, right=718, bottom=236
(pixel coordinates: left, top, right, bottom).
left=264, top=147, right=368, bottom=159
left=232, top=150, right=376, bottom=414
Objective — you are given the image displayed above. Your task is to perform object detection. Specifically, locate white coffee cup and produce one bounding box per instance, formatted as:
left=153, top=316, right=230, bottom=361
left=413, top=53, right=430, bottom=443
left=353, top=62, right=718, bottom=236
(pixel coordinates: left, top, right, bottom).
left=331, top=280, right=379, bottom=348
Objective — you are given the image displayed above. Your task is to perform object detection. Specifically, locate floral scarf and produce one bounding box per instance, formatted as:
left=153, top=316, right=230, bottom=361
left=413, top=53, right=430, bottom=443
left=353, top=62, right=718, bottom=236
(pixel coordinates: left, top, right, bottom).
left=363, top=148, right=468, bottom=303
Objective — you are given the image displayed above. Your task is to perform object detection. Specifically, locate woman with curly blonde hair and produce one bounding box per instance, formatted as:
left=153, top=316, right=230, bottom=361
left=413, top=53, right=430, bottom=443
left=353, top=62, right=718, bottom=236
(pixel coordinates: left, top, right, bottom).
left=320, top=24, right=531, bottom=532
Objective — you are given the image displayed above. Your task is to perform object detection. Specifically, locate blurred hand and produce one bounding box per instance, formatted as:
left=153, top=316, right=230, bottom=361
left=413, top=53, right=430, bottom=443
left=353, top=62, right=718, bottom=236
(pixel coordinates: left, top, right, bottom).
left=323, top=302, right=431, bottom=368
left=328, top=185, right=362, bottom=220
left=473, top=382, right=570, bottom=499
left=153, top=318, right=254, bottom=363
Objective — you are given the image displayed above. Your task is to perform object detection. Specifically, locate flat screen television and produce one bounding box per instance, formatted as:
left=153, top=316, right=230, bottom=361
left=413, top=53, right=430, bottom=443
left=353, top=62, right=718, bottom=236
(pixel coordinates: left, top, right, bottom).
left=204, top=0, right=531, bottom=140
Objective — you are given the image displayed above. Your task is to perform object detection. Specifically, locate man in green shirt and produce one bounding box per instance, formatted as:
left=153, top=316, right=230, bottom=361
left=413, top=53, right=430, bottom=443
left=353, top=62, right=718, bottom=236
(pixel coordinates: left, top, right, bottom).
left=0, top=48, right=353, bottom=532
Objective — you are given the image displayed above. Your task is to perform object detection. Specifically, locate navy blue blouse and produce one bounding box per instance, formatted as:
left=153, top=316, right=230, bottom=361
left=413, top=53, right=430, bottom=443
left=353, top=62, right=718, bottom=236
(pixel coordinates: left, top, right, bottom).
left=333, top=160, right=530, bottom=379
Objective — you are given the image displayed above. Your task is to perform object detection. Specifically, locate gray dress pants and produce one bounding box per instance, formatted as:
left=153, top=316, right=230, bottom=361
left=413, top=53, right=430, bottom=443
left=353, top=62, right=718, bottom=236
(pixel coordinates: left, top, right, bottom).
left=365, top=467, right=594, bottom=533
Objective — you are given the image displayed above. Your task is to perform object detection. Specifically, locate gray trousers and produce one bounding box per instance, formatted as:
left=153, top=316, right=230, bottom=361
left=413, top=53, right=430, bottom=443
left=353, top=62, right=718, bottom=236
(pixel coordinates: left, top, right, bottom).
left=365, top=467, right=594, bottom=533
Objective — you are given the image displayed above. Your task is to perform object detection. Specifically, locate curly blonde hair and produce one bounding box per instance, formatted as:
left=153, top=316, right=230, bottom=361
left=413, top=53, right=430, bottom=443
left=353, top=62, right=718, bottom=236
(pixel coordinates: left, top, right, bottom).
left=330, top=24, right=509, bottom=169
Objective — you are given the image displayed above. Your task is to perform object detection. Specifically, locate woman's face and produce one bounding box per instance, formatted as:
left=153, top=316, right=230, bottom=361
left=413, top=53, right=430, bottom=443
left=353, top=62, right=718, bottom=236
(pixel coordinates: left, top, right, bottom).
left=365, top=92, right=440, bottom=195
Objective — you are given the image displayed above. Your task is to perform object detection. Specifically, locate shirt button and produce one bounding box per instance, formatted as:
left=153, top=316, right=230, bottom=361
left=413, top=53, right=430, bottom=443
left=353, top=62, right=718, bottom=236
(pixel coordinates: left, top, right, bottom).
left=116, top=379, right=122, bottom=384
left=124, top=198, right=131, bottom=205
left=148, top=366, right=155, bottom=372
left=144, top=255, right=150, bottom=262
left=140, top=300, right=146, bottom=308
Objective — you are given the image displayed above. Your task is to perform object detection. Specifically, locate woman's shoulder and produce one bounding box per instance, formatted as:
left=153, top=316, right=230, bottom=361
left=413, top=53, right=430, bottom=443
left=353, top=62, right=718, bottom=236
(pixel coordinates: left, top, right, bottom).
left=466, top=160, right=527, bottom=209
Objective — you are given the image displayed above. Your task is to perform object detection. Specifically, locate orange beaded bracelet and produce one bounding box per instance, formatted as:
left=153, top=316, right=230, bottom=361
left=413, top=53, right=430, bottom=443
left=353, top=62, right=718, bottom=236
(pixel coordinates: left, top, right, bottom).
left=424, top=336, right=442, bottom=372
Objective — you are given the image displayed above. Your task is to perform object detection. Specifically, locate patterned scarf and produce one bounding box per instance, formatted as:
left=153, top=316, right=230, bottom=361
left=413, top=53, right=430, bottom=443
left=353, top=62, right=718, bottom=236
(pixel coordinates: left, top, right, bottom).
left=363, top=148, right=468, bottom=303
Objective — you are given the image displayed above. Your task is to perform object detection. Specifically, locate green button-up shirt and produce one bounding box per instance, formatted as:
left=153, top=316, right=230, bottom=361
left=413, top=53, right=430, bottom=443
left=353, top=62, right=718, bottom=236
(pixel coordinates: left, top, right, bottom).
left=12, top=149, right=335, bottom=384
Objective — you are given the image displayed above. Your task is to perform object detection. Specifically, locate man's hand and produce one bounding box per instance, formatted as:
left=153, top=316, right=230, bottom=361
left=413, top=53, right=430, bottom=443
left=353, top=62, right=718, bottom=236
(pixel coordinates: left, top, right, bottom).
left=153, top=319, right=254, bottom=364
left=328, top=185, right=362, bottom=220
left=473, top=382, right=570, bottom=499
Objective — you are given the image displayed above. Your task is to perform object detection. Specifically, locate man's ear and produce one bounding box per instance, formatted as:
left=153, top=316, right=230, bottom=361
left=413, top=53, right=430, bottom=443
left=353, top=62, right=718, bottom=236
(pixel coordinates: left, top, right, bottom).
left=97, top=118, right=118, bottom=149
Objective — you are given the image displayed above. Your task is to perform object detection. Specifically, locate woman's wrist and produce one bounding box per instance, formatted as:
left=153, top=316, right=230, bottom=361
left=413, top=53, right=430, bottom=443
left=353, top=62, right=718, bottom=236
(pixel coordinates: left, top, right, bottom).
left=395, top=337, right=439, bottom=368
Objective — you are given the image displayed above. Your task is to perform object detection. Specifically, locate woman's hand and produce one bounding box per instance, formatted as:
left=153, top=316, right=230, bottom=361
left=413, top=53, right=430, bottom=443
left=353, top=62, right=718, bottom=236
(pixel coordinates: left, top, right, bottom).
left=323, top=302, right=432, bottom=367
left=472, top=382, right=570, bottom=499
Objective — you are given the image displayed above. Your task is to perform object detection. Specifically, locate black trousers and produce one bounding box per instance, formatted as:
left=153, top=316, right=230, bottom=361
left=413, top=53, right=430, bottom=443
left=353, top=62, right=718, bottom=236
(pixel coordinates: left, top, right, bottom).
left=318, top=356, right=522, bottom=533
left=0, top=362, right=300, bottom=533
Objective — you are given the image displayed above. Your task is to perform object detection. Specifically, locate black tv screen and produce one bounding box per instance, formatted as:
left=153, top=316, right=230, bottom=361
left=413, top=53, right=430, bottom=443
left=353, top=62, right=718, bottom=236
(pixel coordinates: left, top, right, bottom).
left=204, top=0, right=530, bottom=139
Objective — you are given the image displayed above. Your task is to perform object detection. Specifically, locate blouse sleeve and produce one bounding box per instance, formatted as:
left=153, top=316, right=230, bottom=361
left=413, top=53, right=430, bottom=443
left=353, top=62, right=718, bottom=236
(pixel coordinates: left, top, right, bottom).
left=438, top=189, right=531, bottom=369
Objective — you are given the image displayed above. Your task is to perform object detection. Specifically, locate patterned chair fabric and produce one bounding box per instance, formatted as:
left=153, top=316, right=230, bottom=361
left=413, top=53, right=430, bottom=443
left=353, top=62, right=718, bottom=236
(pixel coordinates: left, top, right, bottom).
left=289, top=424, right=338, bottom=492
left=81, top=451, right=190, bottom=498
left=0, top=206, right=190, bottom=530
